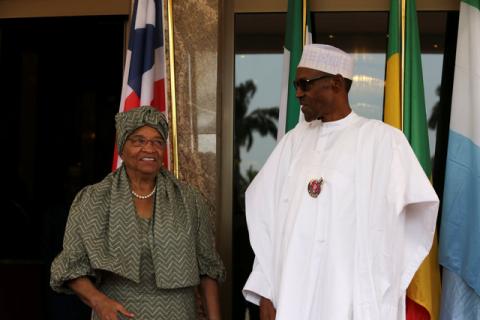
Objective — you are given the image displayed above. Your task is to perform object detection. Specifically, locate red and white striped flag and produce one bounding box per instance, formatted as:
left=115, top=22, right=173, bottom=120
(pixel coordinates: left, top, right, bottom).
left=113, top=0, right=168, bottom=170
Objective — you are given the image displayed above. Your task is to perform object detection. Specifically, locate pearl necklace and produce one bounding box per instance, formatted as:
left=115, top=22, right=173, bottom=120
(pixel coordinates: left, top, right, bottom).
left=131, top=186, right=156, bottom=199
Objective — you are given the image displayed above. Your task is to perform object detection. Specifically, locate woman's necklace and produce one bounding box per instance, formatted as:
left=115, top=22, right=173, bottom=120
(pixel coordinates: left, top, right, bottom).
left=131, top=186, right=156, bottom=199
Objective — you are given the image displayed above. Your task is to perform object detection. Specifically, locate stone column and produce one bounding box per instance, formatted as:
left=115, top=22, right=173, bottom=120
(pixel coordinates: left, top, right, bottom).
left=165, top=0, right=219, bottom=206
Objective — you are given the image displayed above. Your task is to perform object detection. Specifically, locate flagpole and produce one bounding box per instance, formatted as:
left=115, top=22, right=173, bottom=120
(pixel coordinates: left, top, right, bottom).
left=400, top=0, right=405, bottom=131
left=167, top=0, right=179, bottom=178
left=302, top=0, right=306, bottom=45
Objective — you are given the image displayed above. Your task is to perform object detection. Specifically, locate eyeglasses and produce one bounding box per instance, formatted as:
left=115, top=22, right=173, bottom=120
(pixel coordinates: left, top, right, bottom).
left=293, top=75, right=333, bottom=92
left=127, top=136, right=165, bottom=149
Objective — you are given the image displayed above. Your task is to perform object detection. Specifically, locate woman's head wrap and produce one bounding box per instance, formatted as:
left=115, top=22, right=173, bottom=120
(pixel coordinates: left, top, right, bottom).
left=115, top=106, right=168, bottom=154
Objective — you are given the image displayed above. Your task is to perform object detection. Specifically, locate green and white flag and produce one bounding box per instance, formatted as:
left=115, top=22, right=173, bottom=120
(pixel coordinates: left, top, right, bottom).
left=277, top=0, right=312, bottom=140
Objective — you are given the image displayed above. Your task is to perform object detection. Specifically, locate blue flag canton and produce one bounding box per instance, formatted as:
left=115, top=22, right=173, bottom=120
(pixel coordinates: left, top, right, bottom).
left=127, top=0, right=164, bottom=95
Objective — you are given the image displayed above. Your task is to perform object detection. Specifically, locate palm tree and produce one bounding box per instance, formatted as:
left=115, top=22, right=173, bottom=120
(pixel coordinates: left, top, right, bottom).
left=235, top=80, right=279, bottom=151
left=234, top=79, right=278, bottom=203
left=233, top=79, right=278, bottom=320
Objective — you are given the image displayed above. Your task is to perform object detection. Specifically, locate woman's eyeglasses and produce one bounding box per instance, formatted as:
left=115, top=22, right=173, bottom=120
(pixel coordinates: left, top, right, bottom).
left=127, top=136, right=165, bottom=149
left=293, top=75, right=333, bottom=92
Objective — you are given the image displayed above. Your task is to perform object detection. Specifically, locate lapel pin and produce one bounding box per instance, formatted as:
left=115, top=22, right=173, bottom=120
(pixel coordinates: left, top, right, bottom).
left=307, top=178, right=324, bottom=198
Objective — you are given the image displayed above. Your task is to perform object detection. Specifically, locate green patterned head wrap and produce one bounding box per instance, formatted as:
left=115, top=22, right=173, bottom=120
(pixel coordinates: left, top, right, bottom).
left=115, top=106, right=169, bottom=154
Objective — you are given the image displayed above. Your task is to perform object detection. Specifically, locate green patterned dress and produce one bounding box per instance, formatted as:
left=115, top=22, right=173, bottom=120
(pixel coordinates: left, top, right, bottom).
left=50, top=166, right=225, bottom=320
left=93, top=216, right=196, bottom=320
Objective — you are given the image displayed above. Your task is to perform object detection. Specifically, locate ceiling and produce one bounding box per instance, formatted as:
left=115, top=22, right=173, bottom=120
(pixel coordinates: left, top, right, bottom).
left=235, top=11, right=451, bottom=54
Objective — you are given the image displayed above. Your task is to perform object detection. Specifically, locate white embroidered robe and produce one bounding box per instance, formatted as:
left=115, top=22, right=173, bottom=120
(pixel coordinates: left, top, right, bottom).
left=243, top=112, right=439, bottom=320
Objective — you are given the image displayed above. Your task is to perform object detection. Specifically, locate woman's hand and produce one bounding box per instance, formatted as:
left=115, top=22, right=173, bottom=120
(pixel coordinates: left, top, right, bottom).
left=68, top=276, right=134, bottom=320
left=199, top=276, right=222, bottom=320
left=259, top=297, right=276, bottom=320
left=91, top=294, right=134, bottom=320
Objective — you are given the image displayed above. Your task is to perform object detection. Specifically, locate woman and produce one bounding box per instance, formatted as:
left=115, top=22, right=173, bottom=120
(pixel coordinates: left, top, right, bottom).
left=51, top=106, right=225, bottom=320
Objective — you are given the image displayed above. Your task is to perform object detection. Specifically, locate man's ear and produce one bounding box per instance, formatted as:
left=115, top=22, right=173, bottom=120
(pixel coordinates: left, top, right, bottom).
left=331, top=74, right=345, bottom=92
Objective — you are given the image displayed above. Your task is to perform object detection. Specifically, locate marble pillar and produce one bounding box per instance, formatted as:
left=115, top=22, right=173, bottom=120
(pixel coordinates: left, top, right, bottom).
left=164, top=1, right=222, bottom=318
left=165, top=0, right=220, bottom=207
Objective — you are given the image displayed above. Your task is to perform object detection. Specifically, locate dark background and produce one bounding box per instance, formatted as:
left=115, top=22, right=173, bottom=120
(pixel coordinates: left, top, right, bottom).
left=0, top=16, right=126, bottom=319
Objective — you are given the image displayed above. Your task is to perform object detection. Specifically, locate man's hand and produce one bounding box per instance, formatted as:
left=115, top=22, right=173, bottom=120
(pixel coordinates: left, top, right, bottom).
left=259, top=297, right=276, bottom=320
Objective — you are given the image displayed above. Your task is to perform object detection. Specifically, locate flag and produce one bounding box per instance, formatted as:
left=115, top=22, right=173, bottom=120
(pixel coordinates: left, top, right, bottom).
left=404, top=0, right=441, bottom=318
left=384, top=0, right=441, bottom=318
left=439, top=0, right=480, bottom=318
left=113, top=0, right=168, bottom=170
left=384, top=0, right=401, bottom=128
left=277, top=0, right=312, bottom=140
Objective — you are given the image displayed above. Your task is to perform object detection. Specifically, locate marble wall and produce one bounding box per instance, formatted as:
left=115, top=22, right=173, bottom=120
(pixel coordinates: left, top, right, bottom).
left=164, top=0, right=220, bottom=208
left=164, top=1, right=222, bottom=317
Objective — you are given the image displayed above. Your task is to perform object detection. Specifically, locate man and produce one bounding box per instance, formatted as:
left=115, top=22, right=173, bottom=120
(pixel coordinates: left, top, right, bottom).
left=242, top=44, right=439, bottom=320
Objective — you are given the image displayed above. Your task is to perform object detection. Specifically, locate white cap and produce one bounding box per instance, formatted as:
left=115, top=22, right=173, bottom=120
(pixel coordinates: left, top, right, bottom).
left=298, top=44, right=354, bottom=80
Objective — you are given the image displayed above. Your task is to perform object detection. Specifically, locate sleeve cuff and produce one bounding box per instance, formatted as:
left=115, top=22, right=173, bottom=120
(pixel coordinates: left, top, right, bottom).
left=50, top=251, right=96, bottom=294
left=199, top=261, right=226, bottom=283
left=242, top=269, right=272, bottom=306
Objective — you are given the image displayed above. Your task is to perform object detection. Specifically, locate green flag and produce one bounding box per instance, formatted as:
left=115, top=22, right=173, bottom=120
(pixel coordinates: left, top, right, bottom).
left=404, top=0, right=431, bottom=175
left=278, top=0, right=312, bottom=140
left=404, top=0, right=441, bottom=318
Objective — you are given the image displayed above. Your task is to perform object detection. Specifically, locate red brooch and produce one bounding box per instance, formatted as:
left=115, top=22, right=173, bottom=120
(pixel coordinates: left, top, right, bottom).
left=307, top=178, right=324, bottom=198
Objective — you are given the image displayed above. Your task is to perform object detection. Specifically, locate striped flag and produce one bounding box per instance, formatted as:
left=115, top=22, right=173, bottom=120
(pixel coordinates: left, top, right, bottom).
left=277, top=0, right=312, bottom=140
left=113, top=0, right=168, bottom=170
left=384, top=1, right=441, bottom=318
left=384, top=0, right=401, bottom=128
left=439, top=0, right=480, bottom=318
left=404, top=1, right=441, bottom=319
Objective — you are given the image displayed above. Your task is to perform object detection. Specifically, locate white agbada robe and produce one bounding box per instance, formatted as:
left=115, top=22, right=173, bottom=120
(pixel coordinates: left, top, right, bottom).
left=242, top=112, right=439, bottom=320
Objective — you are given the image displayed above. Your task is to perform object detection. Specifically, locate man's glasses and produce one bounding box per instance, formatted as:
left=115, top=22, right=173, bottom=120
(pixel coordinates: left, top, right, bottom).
left=293, top=75, right=333, bottom=92
left=127, top=136, right=165, bottom=149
